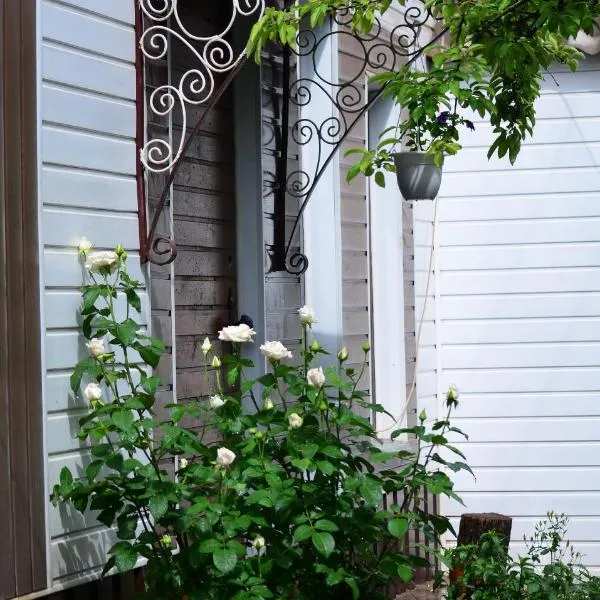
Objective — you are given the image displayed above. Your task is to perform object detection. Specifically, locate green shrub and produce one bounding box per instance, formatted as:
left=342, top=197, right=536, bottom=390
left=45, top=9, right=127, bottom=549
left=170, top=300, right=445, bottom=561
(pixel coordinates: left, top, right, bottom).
left=51, top=244, right=471, bottom=600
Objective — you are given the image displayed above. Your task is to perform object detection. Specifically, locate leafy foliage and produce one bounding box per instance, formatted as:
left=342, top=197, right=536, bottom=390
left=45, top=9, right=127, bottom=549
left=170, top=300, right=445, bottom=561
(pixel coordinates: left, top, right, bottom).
left=441, top=513, right=600, bottom=599
left=247, top=0, right=600, bottom=181
left=51, top=245, right=472, bottom=599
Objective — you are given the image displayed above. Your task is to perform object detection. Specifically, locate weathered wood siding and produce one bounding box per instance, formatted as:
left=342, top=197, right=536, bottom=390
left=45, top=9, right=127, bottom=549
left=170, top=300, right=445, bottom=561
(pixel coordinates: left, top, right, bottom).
left=263, top=53, right=304, bottom=352
left=415, top=57, right=600, bottom=570
left=145, top=2, right=237, bottom=416
left=40, top=0, right=143, bottom=590
left=1, top=0, right=47, bottom=596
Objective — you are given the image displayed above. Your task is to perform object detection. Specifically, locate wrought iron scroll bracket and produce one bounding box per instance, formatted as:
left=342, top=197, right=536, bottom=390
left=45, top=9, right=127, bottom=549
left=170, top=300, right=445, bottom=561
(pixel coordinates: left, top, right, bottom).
left=268, top=5, right=447, bottom=275
left=135, top=0, right=266, bottom=265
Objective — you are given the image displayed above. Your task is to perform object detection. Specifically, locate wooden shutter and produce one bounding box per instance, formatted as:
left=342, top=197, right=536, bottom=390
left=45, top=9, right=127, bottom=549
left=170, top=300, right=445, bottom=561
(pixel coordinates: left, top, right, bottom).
left=0, top=0, right=47, bottom=596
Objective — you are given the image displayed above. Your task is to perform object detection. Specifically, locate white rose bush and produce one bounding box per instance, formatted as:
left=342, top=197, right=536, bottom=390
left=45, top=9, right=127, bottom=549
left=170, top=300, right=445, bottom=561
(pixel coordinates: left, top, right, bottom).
left=52, top=244, right=471, bottom=600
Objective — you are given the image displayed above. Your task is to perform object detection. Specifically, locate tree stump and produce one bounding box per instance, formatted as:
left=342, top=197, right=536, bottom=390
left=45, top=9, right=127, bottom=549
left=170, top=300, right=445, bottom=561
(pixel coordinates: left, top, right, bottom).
left=457, top=512, right=512, bottom=550
left=449, top=513, right=513, bottom=596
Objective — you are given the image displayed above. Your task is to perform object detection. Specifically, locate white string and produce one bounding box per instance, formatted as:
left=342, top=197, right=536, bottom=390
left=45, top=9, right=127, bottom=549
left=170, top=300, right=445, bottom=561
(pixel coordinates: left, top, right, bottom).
left=376, top=196, right=438, bottom=435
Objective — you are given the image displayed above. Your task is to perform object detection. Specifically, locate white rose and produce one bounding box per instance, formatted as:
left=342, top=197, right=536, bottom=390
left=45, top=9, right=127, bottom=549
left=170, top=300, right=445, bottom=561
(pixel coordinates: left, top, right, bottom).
left=85, top=250, right=119, bottom=273
left=201, top=337, right=212, bottom=356
left=211, top=356, right=222, bottom=368
left=83, top=382, right=102, bottom=402
left=78, top=237, right=93, bottom=254
left=179, top=458, right=188, bottom=470
left=337, top=346, right=349, bottom=362
left=260, top=341, right=292, bottom=361
left=263, top=398, right=274, bottom=411
left=288, top=413, right=303, bottom=429
left=209, top=395, right=226, bottom=409
left=218, top=323, right=256, bottom=343
left=307, top=367, right=326, bottom=388
left=216, top=447, right=236, bottom=467
left=251, top=535, right=266, bottom=550
left=86, top=338, right=106, bottom=358
left=447, top=383, right=459, bottom=402
left=298, top=305, right=317, bottom=325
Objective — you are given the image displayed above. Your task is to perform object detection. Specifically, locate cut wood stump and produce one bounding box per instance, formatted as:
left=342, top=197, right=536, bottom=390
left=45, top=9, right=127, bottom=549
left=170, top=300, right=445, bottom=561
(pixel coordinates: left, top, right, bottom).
left=457, top=512, right=512, bottom=550
left=450, top=513, right=513, bottom=597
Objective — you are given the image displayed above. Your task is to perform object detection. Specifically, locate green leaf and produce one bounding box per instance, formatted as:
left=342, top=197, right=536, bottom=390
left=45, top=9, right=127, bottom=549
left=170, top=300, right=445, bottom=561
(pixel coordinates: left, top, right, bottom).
left=198, top=539, right=222, bottom=554
left=125, top=288, right=142, bottom=313
left=397, top=563, right=413, bottom=582
left=311, top=531, right=335, bottom=557
left=388, top=518, right=409, bottom=539
left=85, top=459, right=103, bottom=482
left=293, top=524, right=314, bottom=542
left=115, top=320, right=138, bottom=347
left=136, top=344, right=161, bottom=368
left=213, top=548, right=237, bottom=573
left=141, top=375, right=161, bottom=395
left=149, top=494, right=169, bottom=520
left=110, top=542, right=138, bottom=573
left=374, top=170, right=386, bottom=188
left=112, top=411, right=134, bottom=432
left=315, top=519, right=338, bottom=532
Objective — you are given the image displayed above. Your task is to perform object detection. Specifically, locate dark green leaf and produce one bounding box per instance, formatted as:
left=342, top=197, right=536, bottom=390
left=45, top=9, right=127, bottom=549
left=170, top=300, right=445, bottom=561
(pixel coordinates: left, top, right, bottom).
left=213, top=548, right=237, bottom=573
left=388, top=518, right=409, bottom=539
left=312, top=531, right=335, bottom=557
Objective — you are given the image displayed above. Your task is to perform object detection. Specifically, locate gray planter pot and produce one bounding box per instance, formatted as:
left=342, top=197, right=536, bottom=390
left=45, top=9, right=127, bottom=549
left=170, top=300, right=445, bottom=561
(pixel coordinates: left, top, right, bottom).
left=392, top=152, right=443, bottom=200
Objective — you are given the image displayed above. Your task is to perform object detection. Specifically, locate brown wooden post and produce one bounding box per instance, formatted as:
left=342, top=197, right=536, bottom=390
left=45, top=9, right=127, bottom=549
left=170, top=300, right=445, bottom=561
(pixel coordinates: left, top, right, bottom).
left=457, top=513, right=513, bottom=550
left=450, top=513, right=513, bottom=596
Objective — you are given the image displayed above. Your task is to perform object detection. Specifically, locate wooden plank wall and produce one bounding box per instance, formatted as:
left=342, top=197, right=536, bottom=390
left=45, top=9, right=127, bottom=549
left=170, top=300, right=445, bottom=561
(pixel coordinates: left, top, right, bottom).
left=0, top=0, right=47, bottom=596
left=146, top=1, right=237, bottom=415
left=262, top=52, right=304, bottom=352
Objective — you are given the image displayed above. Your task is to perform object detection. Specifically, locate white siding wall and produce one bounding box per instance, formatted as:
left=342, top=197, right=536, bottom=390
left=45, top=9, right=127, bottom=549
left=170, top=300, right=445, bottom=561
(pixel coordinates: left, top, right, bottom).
left=39, top=0, right=144, bottom=589
left=414, top=57, right=600, bottom=570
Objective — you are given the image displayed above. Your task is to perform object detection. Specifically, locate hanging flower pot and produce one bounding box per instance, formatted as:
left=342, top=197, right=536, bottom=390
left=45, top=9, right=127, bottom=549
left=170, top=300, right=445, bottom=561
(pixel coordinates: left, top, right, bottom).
left=393, top=151, right=443, bottom=201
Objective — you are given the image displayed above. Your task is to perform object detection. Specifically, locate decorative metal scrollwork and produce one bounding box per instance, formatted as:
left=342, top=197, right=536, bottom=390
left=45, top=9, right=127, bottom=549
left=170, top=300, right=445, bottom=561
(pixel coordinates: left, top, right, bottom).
left=268, top=2, right=444, bottom=274
left=139, top=0, right=265, bottom=173
left=136, top=0, right=266, bottom=264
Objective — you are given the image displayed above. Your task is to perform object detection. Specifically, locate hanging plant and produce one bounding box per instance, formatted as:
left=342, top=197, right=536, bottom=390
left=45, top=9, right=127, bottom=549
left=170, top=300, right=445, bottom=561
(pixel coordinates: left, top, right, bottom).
left=248, top=0, right=600, bottom=200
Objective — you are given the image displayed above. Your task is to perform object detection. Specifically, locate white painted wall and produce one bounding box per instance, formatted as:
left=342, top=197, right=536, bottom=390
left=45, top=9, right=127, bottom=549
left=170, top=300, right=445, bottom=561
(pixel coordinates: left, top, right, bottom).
left=414, top=56, right=600, bottom=570
left=38, top=0, right=144, bottom=591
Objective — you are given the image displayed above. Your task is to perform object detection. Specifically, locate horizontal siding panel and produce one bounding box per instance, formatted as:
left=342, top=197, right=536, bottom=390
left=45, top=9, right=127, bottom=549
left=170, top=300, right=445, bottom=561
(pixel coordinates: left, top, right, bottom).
left=45, top=332, right=144, bottom=371
left=42, top=2, right=134, bottom=62
left=457, top=442, right=600, bottom=468
left=437, top=218, right=600, bottom=247
left=47, top=413, right=88, bottom=455
left=51, top=527, right=118, bottom=579
left=442, top=342, right=600, bottom=369
left=437, top=243, right=600, bottom=271
left=457, top=118, right=600, bottom=149
left=43, top=126, right=136, bottom=174
left=441, top=367, right=600, bottom=393
left=44, top=250, right=144, bottom=287
left=440, top=292, right=600, bottom=321
left=42, top=84, right=135, bottom=137
left=441, top=167, right=600, bottom=197
left=42, top=43, right=136, bottom=100
left=455, top=467, right=600, bottom=492
left=444, top=142, right=600, bottom=173
left=43, top=209, right=139, bottom=249
left=42, top=166, right=136, bottom=211
left=45, top=291, right=148, bottom=329
left=46, top=373, right=80, bottom=413
left=454, top=392, right=600, bottom=418
left=446, top=492, right=600, bottom=518
left=440, top=269, right=600, bottom=295
left=49, top=0, right=135, bottom=24
left=421, top=194, right=600, bottom=222
left=451, top=418, right=600, bottom=444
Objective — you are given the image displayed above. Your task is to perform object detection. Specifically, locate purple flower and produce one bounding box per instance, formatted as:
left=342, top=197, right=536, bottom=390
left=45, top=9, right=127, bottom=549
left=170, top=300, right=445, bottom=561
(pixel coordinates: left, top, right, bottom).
left=436, top=111, right=450, bottom=124
left=465, top=120, right=475, bottom=131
